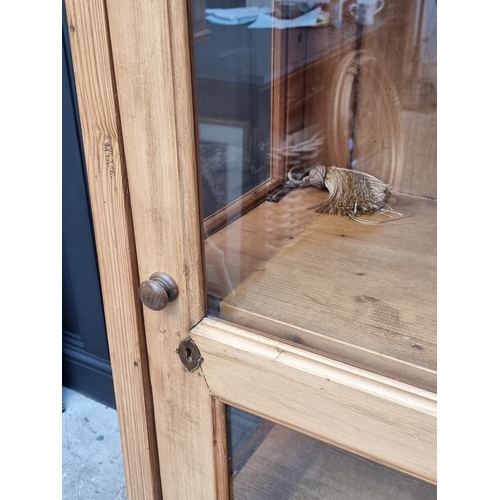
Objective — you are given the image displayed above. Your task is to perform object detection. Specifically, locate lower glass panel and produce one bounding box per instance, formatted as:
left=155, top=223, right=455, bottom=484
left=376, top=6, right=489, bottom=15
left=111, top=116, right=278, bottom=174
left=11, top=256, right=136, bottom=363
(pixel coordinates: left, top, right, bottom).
left=226, top=406, right=436, bottom=499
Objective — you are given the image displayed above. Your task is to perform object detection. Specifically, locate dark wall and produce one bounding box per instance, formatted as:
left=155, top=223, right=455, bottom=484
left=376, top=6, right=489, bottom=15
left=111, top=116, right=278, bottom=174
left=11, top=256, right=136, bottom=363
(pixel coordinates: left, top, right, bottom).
left=62, top=3, right=116, bottom=409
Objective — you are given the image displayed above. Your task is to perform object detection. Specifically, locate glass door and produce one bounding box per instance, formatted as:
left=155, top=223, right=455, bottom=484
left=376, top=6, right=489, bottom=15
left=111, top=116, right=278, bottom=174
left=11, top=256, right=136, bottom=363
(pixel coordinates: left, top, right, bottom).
left=189, top=0, right=437, bottom=497
left=225, top=406, right=436, bottom=500
left=192, top=0, right=436, bottom=391
left=68, top=0, right=437, bottom=497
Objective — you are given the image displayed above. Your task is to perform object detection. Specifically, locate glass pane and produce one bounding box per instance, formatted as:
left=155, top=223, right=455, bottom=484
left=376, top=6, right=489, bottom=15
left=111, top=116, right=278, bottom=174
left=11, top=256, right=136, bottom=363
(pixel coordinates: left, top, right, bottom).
left=193, top=5, right=272, bottom=221
left=191, top=1, right=436, bottom=390
left=226, top=406, right=436, bottom=499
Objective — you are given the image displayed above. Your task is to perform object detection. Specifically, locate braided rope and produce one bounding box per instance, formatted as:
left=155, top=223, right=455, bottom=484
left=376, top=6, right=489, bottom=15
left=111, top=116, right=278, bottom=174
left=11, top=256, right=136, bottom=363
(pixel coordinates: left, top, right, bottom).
left=286, top=165, right=327, bottom=189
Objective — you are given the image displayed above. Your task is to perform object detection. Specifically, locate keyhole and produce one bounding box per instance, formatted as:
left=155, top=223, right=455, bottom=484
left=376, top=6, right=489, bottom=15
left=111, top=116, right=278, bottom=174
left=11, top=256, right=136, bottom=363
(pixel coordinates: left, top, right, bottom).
left=177, top=339, right=202, bottom=371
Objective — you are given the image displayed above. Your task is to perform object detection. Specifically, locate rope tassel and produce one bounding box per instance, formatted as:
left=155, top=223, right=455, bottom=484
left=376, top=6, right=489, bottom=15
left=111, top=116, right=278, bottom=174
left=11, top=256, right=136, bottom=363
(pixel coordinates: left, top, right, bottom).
left=284, top=165, right=405, bottom=224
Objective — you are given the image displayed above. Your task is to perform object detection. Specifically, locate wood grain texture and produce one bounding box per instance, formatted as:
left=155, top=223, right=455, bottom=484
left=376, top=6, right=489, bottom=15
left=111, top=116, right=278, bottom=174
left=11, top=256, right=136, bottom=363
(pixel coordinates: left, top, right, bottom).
left=292, top=2, right=437, bottom=198
left=206, top=189, right=436, bottom=392
left=192, top=318, right=437, bottom=484
left=64, top=1, right=162, bottom=499
left=104, top=0, right=219, bottom=498
left=233, top=424, right=437, bottom=499
left=303, top=22, right=358, bottom=169
left=353, top=0, right=437, bottom=198
left=212, top=398, right=230, bottom=500
left=231, top=418, right=275, bottom=477
left=203, top=179, right=282, bottom=237
left=270, top=29, right=289, bottom=181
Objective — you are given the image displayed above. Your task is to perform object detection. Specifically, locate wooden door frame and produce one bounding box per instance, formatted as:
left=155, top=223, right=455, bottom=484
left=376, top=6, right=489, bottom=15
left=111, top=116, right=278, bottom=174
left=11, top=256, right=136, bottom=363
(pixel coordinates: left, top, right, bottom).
left=65, top=0, right=436, bottom=498
left=64, top=1, right=163, bottom=498
left=192, top=318, right=436, bottom=483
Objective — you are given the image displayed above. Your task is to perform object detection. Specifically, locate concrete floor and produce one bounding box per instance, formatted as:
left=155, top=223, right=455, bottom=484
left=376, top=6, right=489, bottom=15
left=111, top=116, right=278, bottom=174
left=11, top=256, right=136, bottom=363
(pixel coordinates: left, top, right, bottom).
left=62, top=387, right=127, bottom=500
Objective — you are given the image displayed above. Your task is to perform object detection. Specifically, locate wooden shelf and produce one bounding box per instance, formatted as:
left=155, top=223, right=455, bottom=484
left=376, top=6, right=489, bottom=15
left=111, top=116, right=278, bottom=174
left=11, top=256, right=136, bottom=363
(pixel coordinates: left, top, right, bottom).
left=205, top=188, right=436, bottom=392
left=232, top=421, right=437, bottom=499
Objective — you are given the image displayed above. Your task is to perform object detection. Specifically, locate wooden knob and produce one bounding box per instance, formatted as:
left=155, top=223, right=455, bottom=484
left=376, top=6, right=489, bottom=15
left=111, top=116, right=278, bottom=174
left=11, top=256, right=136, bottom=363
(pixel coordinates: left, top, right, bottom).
left=138, top=272, right=179, bottom=311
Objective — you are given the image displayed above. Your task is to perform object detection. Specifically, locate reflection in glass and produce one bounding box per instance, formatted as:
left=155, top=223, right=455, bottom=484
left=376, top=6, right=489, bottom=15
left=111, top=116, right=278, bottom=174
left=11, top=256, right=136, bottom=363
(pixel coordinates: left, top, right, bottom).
left=226, top=406, right=437, bottom=499
left=192, top=8, right=272, bottom=220
left=191, top=0, right=436, bottom=390
left=190, top=1, right=436, bottom=492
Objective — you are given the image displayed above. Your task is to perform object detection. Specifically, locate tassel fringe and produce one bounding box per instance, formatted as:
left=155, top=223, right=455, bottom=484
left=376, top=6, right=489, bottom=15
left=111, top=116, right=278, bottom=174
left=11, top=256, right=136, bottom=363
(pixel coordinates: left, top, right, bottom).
left=285, top=165, right=408, bottom=223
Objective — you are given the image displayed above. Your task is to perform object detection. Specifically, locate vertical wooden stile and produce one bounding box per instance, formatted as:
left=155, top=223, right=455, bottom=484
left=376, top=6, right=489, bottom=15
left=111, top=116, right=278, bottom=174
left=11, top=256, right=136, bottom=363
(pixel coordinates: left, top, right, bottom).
left=64, top=1, right=162, bottom=499
left=212, top=398, right=231, bottom=500
left=104, top=0, right=223, bottom=498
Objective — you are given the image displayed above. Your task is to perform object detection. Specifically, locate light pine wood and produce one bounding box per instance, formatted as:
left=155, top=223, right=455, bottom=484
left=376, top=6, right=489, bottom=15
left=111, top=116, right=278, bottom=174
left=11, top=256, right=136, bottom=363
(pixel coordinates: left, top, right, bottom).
left=203, top=179, right=282, bottom=237
left=288, top=3, right=436, bottom=198
left=64, top=2, right=162, bottom=499
left=191, top=318, right=437, bottom=484
left=352, top=0, right=436, bottom=198
left=270, top=29, right=289, bottom=180
left=104, top=0, right=220, bottom=498
left=212, top=398, right=231, bottom=500
left=71, top=0, right=438, bottom=495
left=233, top=424, right=437, bottom=499
left=303, top=23, right=358, bottom=170
left=206, top=189, right=436, bottom=392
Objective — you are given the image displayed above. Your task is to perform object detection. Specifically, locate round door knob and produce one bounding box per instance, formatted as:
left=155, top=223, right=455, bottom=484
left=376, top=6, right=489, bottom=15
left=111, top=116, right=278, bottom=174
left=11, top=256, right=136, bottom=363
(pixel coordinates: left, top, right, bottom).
left=138, top=272, right=179, bottom=311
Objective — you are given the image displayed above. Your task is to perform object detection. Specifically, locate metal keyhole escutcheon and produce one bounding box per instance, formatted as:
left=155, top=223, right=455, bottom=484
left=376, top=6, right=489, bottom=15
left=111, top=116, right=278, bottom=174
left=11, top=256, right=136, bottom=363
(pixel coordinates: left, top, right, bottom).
left=138, top=272, right=179, bottom=311
left=177, top=338, right=203, bottom=372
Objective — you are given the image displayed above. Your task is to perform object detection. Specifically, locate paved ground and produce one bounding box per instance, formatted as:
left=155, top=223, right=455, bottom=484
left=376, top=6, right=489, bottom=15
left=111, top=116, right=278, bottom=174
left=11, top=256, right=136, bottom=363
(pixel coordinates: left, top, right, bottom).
left=62, top=387, right=127, bottom=500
